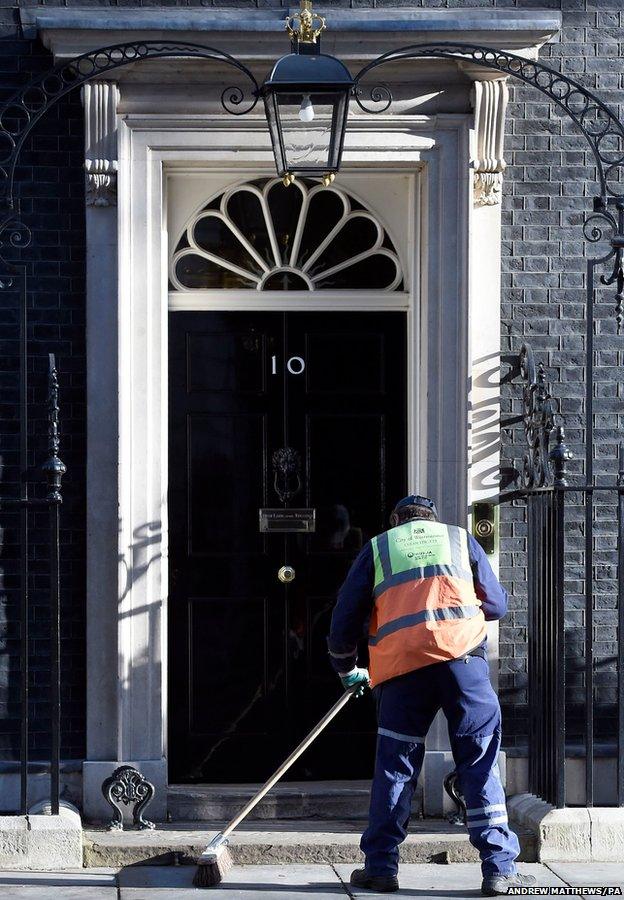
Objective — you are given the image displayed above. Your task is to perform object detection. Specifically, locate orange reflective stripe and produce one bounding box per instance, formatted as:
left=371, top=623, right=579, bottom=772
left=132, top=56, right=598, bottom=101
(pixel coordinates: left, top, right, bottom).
left=369, top=605, right=482, bottom=646
left=368, top=613, right=488, bottom=687
left=373, top=577, right=480, bottom=633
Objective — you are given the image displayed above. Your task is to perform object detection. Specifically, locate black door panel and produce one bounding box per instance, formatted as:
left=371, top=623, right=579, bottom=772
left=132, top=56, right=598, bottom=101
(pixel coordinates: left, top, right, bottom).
left=169, top=311, right=406, bottom=782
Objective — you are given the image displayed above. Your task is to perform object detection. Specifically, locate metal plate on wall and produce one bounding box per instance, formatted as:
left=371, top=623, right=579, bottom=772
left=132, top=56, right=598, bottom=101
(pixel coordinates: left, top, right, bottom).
left=259, top=508, right=316, bottom=533
left=472, top=501, right=498, bottom=555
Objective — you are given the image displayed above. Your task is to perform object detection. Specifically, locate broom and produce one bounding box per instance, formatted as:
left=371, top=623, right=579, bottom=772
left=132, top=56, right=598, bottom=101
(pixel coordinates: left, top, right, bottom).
left=193, top=686, right=359, bottom=887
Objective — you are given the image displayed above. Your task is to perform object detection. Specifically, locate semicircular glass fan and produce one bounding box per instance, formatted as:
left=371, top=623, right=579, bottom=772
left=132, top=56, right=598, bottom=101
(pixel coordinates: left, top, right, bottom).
left=170, top=177, right=403, bottom=292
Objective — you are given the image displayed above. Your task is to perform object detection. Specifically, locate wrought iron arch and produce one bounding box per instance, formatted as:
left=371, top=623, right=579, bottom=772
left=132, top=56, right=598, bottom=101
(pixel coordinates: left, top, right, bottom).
left=354, top=42, right=624, bottom=203
left=0, top=40, right=259, bottom=245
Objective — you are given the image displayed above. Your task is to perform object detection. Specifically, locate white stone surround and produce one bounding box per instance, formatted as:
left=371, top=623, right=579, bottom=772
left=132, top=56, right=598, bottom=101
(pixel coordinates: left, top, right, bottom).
left=82, top=111, right=478, bottom=821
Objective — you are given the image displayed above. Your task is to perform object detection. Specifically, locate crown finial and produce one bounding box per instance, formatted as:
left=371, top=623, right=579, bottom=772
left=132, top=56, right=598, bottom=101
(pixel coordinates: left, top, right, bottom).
left=285, top=0, right=327, bottom=45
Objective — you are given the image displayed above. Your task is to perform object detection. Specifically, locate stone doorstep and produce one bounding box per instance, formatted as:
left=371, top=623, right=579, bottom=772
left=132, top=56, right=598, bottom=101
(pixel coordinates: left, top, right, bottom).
left=508, top=793, right=624, bottom=863
left=167, top=781, right=418, bottom=822
left=82, top=819, right=537, bottom=868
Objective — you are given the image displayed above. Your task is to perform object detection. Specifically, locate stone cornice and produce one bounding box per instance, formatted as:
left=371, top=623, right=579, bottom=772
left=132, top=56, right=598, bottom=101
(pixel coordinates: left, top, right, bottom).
left=20, top=7, right=561, bottom=67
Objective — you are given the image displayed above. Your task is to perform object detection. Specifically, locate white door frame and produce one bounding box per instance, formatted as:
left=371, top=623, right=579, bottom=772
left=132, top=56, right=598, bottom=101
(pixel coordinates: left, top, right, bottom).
left=82, top=113, right=487, bottom=821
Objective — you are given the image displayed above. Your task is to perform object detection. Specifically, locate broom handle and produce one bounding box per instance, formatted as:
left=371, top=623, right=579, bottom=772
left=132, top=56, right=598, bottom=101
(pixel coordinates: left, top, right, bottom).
left=221, top=687, right=357, bottom=840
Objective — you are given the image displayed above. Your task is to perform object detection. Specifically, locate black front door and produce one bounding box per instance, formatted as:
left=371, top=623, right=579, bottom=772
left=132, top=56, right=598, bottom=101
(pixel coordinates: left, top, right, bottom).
left=168, top=311, right=407, bottom=783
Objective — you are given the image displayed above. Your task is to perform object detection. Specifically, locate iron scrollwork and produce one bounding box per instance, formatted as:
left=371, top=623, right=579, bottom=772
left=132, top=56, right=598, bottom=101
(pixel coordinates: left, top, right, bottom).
left=353, top=42, right=624, bottom=202
left=520, top=343, right=572, bottom=489
left=354, top=83, right=393, bottom=114
left=443, top=770, right=466, bottom=826
left=272, top=447, right=302, bottom=504
left=0, top=40, right=259, bottom=225
left=584, top=198, right=624, bottom=331
left=101, top=765, right=156, bottom=831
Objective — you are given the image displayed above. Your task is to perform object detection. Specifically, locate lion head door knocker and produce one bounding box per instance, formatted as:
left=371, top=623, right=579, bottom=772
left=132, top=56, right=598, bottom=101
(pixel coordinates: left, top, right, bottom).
left=101, top=765, right=156, bottom=831
left=272, top=447, right=302, bottom=503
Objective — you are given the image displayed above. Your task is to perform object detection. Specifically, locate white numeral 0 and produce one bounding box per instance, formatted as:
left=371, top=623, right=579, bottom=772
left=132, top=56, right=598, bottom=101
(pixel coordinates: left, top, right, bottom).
left=286, top=356, right=305, bottom=375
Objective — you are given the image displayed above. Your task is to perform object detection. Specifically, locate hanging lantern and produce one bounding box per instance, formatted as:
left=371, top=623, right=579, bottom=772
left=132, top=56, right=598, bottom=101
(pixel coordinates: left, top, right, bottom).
left=260, top=0, right=354, bottom=185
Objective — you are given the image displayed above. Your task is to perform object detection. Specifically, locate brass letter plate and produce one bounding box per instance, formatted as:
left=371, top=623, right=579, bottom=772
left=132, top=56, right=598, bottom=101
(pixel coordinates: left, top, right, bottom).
left=259, top=508, right=316, bottom=533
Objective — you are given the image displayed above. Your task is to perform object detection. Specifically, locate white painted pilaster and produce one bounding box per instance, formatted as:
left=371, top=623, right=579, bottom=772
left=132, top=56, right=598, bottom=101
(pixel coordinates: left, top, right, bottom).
left=82, top=84, right=168, bottom=822
left=466, top=72, right=507, bottom=686
left=84, top=81, right=120, bottom=763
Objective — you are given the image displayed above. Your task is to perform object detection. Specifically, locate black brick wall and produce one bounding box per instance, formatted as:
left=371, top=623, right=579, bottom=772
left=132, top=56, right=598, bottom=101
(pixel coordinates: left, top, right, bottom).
left=0, top=35, right=85, bottom=759
left=0, top=0, right=622, bottom=763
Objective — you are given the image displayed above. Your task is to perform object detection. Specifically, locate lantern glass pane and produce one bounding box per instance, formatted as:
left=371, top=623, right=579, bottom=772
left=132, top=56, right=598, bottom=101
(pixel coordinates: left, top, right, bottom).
left=263, top=93, right=286, bottom=176
left=275, top=91, right=344, bottom=172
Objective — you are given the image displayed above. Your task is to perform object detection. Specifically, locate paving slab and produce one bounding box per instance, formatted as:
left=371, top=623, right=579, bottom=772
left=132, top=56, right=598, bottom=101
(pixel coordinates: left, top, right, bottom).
left=335, top=863, right=567, bottom=898
left=547, top=863, right=624, bottom=887
left=119, top=864, right=347, bottom=898
left=0, top=870, right=117, bottom=900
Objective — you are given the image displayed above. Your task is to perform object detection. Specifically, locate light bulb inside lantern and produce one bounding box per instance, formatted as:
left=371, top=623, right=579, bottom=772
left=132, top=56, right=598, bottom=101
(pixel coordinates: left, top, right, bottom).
left=298, top=95, right=315, bottom=123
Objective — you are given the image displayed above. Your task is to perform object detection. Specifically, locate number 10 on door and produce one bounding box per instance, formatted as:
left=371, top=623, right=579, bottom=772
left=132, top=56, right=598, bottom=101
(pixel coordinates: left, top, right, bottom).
left=271, top=355, right=306, bottom=375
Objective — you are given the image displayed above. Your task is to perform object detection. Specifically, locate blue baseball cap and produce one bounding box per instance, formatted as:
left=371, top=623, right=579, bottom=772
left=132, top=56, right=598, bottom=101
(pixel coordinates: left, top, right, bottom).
left=393, top=494, right=438, bottom=518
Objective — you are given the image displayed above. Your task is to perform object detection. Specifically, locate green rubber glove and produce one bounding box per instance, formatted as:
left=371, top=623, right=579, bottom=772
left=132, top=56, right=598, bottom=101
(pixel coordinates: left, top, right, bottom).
left=340, top=667, right=370, bottom=698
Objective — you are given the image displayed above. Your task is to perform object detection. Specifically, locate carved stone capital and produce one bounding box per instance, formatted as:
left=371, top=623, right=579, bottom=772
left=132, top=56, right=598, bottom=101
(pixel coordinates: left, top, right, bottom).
left=469, top=78, right=509, bottom=208
left=82, top=81, right=120, bottom=208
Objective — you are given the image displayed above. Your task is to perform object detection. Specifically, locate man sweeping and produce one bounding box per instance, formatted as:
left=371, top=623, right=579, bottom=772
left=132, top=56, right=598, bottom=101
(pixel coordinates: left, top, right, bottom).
left=327, top=495, right=536, bottom=897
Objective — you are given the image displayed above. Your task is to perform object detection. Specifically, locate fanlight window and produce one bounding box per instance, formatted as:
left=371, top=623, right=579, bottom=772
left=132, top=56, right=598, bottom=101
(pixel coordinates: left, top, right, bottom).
left=170, top=177, right=403, bottom=292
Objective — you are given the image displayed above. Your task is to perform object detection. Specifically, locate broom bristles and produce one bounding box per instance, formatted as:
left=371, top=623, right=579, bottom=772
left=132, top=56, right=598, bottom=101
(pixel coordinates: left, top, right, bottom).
left=193, top=845, right=234, bottom=888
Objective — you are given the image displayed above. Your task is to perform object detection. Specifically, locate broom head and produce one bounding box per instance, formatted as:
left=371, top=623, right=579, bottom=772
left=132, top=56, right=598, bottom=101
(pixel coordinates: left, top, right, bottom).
left=193, top=836, right=234, bottom=888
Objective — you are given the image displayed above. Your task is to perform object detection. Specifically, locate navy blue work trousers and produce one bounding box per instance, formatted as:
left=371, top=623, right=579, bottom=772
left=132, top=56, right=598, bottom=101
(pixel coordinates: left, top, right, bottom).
left=361, top=655, right=520, bottom=878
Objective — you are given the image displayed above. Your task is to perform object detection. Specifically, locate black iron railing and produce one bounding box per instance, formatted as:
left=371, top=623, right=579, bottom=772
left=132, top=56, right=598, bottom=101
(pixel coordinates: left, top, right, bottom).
left=501, top=344, right=624, bottom=808
left=0, top=354, right=65, bottom=815
left=526, top=487, right=566, bottom=807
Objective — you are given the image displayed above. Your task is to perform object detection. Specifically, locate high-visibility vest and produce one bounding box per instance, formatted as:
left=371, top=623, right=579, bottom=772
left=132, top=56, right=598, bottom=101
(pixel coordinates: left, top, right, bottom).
left=368, top=520, right=487, bottom=687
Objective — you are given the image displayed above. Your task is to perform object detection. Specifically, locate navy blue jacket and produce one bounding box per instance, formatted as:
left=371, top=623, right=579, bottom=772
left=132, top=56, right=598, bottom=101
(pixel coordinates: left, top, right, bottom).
left=327, top=530, right=508, bottom=675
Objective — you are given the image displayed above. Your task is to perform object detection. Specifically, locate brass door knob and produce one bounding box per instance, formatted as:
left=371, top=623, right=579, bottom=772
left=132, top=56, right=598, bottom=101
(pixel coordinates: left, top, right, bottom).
left=278, top=565, right=296, bottom=583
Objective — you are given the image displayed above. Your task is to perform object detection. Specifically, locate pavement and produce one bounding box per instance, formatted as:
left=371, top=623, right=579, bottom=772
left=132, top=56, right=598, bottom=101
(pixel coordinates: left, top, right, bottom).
left=0, top=863, right=624, bottom=898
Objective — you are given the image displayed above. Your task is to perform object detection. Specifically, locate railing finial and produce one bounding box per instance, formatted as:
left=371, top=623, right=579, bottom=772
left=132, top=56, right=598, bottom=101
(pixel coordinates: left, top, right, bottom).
left=550, top=425, right=571, bottom=488
left=41, top=354, right=66, bottom=502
